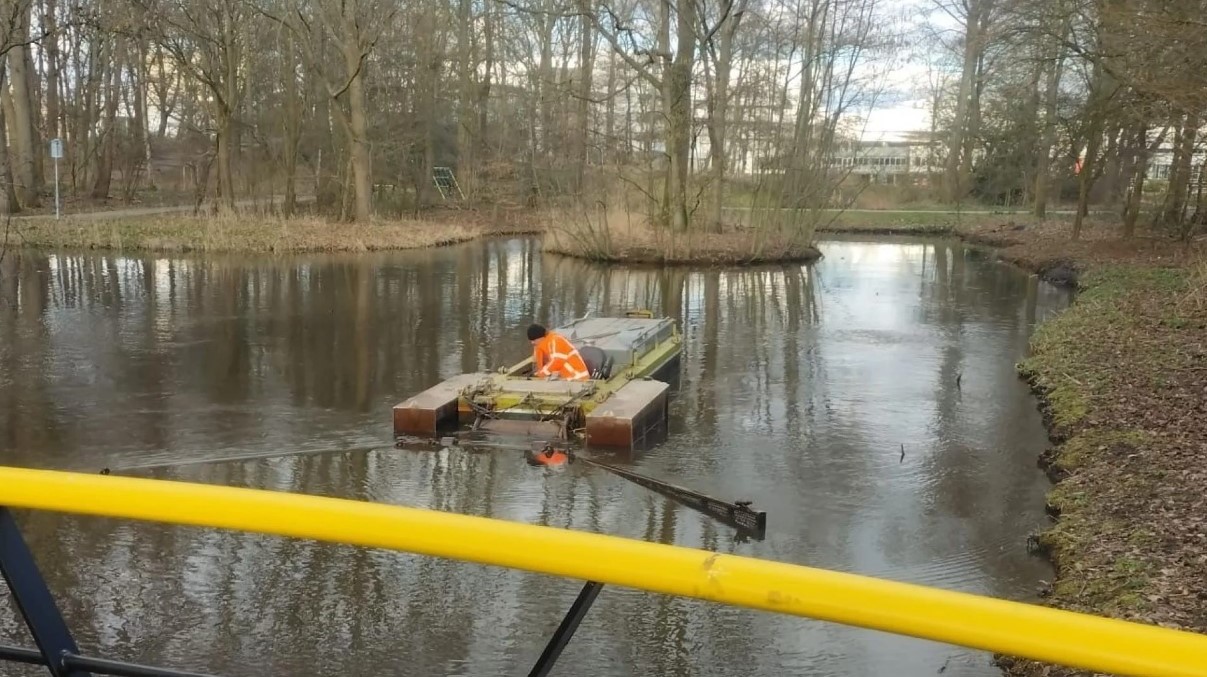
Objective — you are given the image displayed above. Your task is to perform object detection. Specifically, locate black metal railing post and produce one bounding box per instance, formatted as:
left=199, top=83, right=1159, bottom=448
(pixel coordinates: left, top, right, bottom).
left=0, top=506, right=92, bottom=677
left=527, top=580, right=604, bottom=677
left=1, top=506, right=216, bottom=677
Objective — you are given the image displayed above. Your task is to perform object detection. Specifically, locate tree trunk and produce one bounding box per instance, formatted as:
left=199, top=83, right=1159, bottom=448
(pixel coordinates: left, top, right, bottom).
left=139, top=42, right=152, bottom=178
left=1190, top=161, right=1206, bottom=233
left=624, top=78, right=633, bottom=164
left=43, top=0, right=61, bottom=142
left=0, top=66, right=21, bottom=213
left=75, top=28, right=103, bottom=193
left=477, top=0, right=493, bottom=162
left=223, top=8, right=242, bottom=196
left=456, top=0, right=476, bottom=195
left=1121, top=124, right=1148, bottom=238
left=417, top=26, right=438, bottom=208
left=9, top=26, right=41, bottom=206
left=1071, top=56, right=1116, bottom=240
left=126, top=40, right=151, bottom=199
left=1161, top=112, right=1198, bottom=226
left=421, top=98, right=436, bottom=206
left=24, top=32, right=43, bottom=193
left=1098, top=124, right=1123, bottom=203
left=344, top=38, right=373, bottom=222
left=90, top=41, right=121, bottom=200
left=174, top=76, right=194, bottom=141
left=310, top=40, right=338, bottom=208
left=784, top=0, right=824, bottom=215
left=1033, top=41, right=1065, bottom=218
left=961, top=44, right=985, bottom=185
left=1072, top=119, right=1103, bottom=241
left=213, top=108, right=236, bottom=211
left=153, top=45, right=177, bottom=139
left=537, top=6, right=554, bottom=159
left=663, top=0, right=695, bottom=231
left=604, top=52, right=616, bottom=164
left=574, top=4, right=593, bottom=190
left=944, top=0, right=986, bottom=202
left=707, top=1, right=744, bottom=231
left=281, top=32, right=300, bottom=216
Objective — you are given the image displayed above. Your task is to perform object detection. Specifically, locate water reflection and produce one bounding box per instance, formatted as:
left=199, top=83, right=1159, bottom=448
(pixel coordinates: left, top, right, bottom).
left=1, top=236, right=1070, bottom=676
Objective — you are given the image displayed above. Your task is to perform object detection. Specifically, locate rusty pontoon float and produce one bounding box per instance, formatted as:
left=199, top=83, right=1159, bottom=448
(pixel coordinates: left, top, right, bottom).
left=394, top=312, right=681, bottom=450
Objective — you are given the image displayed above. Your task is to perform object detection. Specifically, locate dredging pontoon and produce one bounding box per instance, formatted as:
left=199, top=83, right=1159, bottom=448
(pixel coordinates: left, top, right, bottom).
left=393, top=312, right=682, bottom=450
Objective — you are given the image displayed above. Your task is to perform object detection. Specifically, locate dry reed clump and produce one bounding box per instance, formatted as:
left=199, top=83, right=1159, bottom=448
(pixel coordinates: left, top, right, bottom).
left=16, top=211, right=541, bottom=254
left=541, top=201, right=821, bottom=266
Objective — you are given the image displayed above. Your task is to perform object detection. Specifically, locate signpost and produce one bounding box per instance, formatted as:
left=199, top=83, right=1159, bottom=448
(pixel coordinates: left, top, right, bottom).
left=49, top=138, right=62, bottom=219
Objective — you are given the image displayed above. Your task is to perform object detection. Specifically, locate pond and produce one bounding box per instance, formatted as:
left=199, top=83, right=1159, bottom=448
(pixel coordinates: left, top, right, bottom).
left=0, top=235, right=1072, bottom=676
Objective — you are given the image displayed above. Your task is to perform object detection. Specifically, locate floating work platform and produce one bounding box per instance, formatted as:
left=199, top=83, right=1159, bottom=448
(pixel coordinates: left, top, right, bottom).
left=394, top=313, right=682, bottom=449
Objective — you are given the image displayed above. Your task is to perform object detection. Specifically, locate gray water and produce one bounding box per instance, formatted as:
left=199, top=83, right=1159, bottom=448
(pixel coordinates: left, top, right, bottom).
left=0, top=235, right=1071, bottom=676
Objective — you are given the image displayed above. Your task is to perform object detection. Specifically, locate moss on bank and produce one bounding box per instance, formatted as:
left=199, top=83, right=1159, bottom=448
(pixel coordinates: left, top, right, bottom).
left=998, top=264, right=1207, bottom=676
left=13, top=210, right=539, bottom=254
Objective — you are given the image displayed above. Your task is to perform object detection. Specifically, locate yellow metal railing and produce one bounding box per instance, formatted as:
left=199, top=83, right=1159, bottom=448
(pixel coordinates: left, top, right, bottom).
left=3, top=465, right=1207, bottom=677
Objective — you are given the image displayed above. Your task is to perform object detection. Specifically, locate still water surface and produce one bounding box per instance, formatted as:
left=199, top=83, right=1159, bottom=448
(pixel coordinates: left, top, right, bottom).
left=1, top=236, right=1070, bottom=676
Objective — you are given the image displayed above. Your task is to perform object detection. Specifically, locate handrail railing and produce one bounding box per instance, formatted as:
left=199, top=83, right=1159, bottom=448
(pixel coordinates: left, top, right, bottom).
left=2, top=465, right=1207, bottom=677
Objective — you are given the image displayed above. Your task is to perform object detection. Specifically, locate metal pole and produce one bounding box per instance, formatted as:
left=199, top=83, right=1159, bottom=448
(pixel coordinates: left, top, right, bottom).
left=2, top=642, right=220, bottom=677
left=527, top=581, right=604, bottom=677
left=63, top=654, right=217, bottom=677
left=0, top=643, right=46, bottom=666
left=55, top=157, right=60, bottom=219
left=0, top=507, right=92, bottom=677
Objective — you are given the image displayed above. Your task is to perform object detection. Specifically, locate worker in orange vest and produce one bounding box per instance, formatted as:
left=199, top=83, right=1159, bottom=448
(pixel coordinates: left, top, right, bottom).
left=527, top=323, right=590, bottom=381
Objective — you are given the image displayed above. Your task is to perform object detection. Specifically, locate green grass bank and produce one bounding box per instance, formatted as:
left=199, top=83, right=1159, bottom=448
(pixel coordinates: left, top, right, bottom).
left=995, top=261, right=1206, bottom=675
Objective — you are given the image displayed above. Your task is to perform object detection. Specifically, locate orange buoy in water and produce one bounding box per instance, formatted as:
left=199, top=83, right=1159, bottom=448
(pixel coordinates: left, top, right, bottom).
left=527, top=446, right=570, bottom=467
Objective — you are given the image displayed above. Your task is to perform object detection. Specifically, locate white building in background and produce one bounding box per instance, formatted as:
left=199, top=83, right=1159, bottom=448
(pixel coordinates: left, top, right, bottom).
left=826, top=137, right=944, bottom=184
left=686, top=100, right=795, bottom=175
left=683, top=93, right=946, bottom=184
left=690, top=133, right=945, bottom=185
left=1145, top=145, right=1206, bottom=183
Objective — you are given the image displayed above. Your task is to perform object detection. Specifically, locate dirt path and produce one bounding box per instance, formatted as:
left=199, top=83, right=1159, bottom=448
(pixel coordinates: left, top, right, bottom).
left=11, top=196, right=315, bottom=221
left=721, top=206, right=1106, bottom=215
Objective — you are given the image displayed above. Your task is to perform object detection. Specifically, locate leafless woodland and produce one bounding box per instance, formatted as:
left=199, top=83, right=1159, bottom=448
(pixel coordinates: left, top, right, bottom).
left=0, top=0, right=1201, bottom=238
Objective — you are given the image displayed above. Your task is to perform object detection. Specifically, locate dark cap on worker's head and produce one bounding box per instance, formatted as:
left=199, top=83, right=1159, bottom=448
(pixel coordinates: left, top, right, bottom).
left=527, top=323, right=547, bottom=341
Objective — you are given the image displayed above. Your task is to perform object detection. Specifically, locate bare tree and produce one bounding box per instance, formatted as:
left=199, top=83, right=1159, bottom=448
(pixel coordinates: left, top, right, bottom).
left=0, top=0, right=1191, bottom=244
left=936, top=0, right=994, bottom=203
left=142, top=0, right=249, bottom=212
left=700, top=0, right=749, bottom=230
left=590, top=0, right=699, bottom=230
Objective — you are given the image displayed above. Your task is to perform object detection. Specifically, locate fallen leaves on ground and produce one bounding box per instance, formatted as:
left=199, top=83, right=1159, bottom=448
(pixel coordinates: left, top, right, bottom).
left=989, top=225, right=1207, bottom=676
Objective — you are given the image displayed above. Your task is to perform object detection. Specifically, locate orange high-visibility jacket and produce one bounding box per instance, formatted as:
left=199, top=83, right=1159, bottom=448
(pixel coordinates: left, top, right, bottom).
left=533, top=332, right=590, bottom=381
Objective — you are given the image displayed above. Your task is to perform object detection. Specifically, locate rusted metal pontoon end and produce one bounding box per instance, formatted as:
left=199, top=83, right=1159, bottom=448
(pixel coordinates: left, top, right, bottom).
left=585, top=379, right=670, bottom=450
left=393, top=373, right=490, bottom=437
